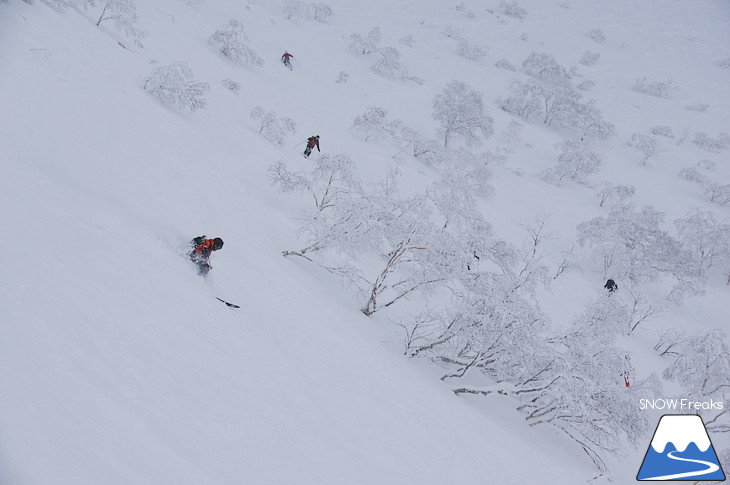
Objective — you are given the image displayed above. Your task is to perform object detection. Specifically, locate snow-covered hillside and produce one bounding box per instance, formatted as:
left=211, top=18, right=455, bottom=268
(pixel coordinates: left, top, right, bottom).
left=1, top=0, right=729, bottom=483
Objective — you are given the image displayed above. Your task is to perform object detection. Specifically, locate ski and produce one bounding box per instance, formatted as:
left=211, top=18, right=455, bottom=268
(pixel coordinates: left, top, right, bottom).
left=216, top=297, right=240, bottom=309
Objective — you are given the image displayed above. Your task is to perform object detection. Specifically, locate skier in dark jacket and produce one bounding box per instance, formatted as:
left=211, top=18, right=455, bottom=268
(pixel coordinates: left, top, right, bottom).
left=281, top=51, right=294, bottom=70
left=189, top=236, right=224, bottom=276
left=304, top=135, right=320, bottom=157
left=604, top=278, right=618, bottom=292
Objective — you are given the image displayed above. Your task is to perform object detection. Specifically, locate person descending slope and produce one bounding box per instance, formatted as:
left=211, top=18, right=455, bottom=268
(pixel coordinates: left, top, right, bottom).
left=304, top=135, right=320, bottom=157
left=604, top=278, right=618, bottom=293
left=622, top=355, right=633, bottom=388
left=189, top=235, right=224, bottom=276
left=281, top=51, right=294, bottom=70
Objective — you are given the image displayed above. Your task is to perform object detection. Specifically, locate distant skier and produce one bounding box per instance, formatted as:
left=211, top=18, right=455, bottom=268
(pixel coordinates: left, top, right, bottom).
left=604, top=278, right=618, bottom=293
left=189, top=235, right=224, bottom=276
left=281, top=51, right=294, bottom=70
left=622, top=355, right=633, bottom=388
left=304, top=135, right=320, bottom=157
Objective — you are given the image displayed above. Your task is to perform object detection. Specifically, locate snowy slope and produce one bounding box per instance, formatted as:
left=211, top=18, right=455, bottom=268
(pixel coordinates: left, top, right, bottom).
left=1, top=0, right=729, bottom=483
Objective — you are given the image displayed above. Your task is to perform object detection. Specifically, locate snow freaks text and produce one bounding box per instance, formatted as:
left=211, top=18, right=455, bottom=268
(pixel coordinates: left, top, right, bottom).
left=639, top=399, right=724, bottom=411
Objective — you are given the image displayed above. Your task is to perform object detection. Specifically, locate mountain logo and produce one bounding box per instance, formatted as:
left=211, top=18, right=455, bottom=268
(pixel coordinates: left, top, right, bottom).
left=637, top=414, right=726, bottom=481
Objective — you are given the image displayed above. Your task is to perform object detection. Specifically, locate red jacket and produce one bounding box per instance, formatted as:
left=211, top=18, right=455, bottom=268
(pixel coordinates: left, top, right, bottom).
left=194, top=239, right=217, bottom=260
left=282, top=53, right=294, bottom=61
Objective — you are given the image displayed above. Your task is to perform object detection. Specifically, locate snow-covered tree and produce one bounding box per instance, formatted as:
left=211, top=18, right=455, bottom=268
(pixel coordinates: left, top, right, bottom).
left=588, top=28, right=606, bottom=44
left=552, top=244, right=579, bottom=280
left=143, top=62, right=209, bottom=112
left=36, top=0, right=60, bottom=10
left=499, top=0, right=527, bottom=19
left=495, top=58, right=516, bottom=71
left=335, top=70, right=349, bottom=83
left=38, top=0, right=146, bottom=46
left=663, top=329, right=730, bottom=399
left=433, top=80, right=494, bottom=148
left=593, top=181, right=635, bottom=208
left=577, top=80, right=596, bottom=91
left=651, top=125, right=674, bottom=138
left=627, top=133, right=662, bottom=165
left=679, top=167, right=730, bottom=206
left=371, top=47, right=420, bottom=82
left=522, top=52, right=571, bottom=87
left=487, top=291, right=660, bottom=474
left=539, top=83, right=581, bottom=127
left=576, top=205, right=694, bottom=287
left=406, top=229, right=654, bottom=474
left=221, top=78, right=240, bottom=94
left=351, top=106, right=401, bottom=142
left=349, top=27, right=380, bottom=55
left=498, top=71, right=613, bottom=140
left=503, top=79, right=576, bottom=125
left=662, top=329, right=730, bottom=433
left=580, top=50, right=600, bottom=66
left=287, top=167, right=442, bottom=314
left=209, top=19, right=263, bottom=68
left=566, top=99, right=615, bottom=140
left=396, top=216, right=656, bottom=475
left=396, top=127, right=448, bottom=166
left=93, top=0, right=145, bottom=47
left=358, top=189, right=439, bottom=316
left=268, top=153, right=360, bottom=213
left=686, top=103, right=710, bottom=112
left=654, top=328, right=685, bottom=357
left=679, top=166, right=709, bottom=185
left=418, top=275, right=547, bottom=382
left=38, top=0, right=89, bottom=13
left=306, top=2, right=333, bottom=22
left=706, top=182, right=730, bottom=206
left=542, top=139, right=601, bottom=185
left=271, top=157, right=460, bottom=316
left=428, top=151, right=494, bottom=228
left=513, top=326, right=652, bottom=473
left=441, top=24, right=463, bottom=39
left=623, top=287, right=669, bottom=333
left=456, top=39, right=487, bottom=62
left=282, top=0, right=304, bottom=20
left=633, top=77, right=673, bottom=98
left=501, top=120, right=523, bottom=144
left=406, top=221, right=543, bottom=378
left=497, top=79, right=542, bottom=121
left=675, top=209, right=730, bottom=281
left=250, top=106, right=296, bottom=146
left=693, top=131, right=730, bottom=153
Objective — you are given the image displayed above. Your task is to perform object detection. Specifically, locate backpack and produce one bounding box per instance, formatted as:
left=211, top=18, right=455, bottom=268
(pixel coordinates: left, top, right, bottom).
left=192, top=235, right=207, bottom=247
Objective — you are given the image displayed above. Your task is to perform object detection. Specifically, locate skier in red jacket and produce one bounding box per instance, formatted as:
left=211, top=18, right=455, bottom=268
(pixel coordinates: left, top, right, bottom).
left=189, top=236, right=224, bottom=276
left=281, top=51, right=294, bottom=70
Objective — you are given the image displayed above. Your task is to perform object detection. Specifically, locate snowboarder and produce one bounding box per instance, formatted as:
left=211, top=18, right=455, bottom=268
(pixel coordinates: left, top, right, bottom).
left=604, top=278, right=618, bottom=293
left=304, top=135, right=320, bottom=157
left=281, top=51, right=294, bottom=70
left=189, top=235, right=224, bottom=276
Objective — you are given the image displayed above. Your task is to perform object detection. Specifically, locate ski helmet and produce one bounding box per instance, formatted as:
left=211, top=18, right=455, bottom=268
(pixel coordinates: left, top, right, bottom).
left=213, top=237, right=224, bottom=250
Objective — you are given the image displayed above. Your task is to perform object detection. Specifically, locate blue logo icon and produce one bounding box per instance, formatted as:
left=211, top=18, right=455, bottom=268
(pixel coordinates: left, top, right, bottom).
left=637, top=414, right=726, bottom=481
